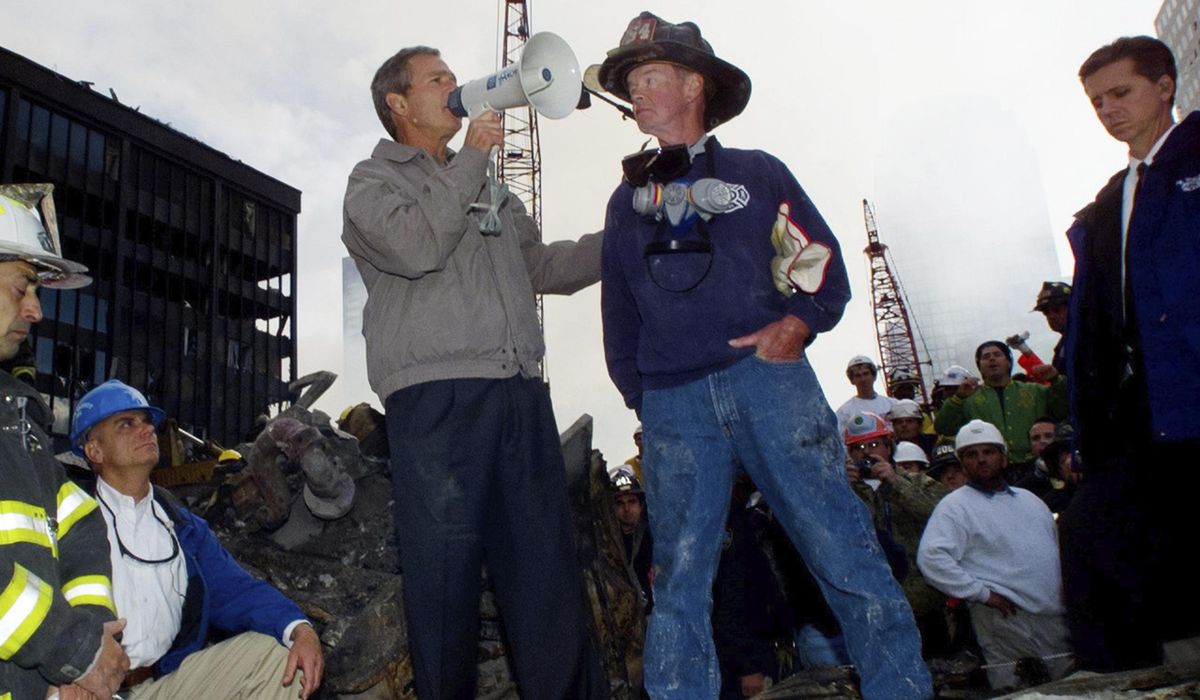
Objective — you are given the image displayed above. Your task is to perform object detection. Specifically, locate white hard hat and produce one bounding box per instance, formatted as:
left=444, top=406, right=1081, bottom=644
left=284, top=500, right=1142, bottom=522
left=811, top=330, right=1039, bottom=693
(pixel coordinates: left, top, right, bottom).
left=893, top=441, right=929, bottom=466
left=846, top=354, right=877, bottom=372
left=939, top=365, right=973, bottom=387
left=888, top=399, right=923, bottom=420
left=954, top=419, right=1007, bottom=455
left=0, top=187, right=90, bottom=289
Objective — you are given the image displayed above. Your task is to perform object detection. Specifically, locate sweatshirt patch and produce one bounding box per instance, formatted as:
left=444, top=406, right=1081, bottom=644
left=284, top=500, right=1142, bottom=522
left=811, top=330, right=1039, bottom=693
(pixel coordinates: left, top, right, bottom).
left=770, top=202, right=832, bottom=296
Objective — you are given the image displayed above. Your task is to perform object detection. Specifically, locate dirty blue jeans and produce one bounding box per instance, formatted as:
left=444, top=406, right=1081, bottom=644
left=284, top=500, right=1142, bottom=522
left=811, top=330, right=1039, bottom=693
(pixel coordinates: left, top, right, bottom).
left=641, top=355, right=932, bottom=700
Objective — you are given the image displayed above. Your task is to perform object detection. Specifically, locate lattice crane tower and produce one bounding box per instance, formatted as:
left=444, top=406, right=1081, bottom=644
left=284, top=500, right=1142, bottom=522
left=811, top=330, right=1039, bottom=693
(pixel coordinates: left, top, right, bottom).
left=497, top=0, right=546, bottom=377
left=862, top=199, right=929, bottom=405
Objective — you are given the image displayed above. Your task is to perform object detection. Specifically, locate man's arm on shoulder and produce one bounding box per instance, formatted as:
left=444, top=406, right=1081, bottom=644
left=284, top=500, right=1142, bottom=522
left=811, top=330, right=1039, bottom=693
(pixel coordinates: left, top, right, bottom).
left=342, top=144, right=490, bottom=278
left=514, top=201, right=604, bottom=294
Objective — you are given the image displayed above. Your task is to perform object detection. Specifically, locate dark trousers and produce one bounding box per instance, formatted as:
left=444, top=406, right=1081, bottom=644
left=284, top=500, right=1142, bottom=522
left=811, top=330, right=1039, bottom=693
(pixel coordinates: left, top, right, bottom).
left=386, top=376, right=603, bottom=699
left=1060, top=436, right=1200, bottom=671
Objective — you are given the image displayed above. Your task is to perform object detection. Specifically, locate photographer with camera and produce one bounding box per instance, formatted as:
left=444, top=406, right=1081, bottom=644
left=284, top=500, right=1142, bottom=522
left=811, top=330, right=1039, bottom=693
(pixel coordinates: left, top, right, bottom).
left=844, top=412, right=952, bottom=657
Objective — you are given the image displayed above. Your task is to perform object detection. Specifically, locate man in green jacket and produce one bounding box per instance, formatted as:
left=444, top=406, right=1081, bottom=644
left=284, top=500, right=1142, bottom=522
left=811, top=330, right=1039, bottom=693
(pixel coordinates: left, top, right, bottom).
left=934, top=341, right=1067, bottom=476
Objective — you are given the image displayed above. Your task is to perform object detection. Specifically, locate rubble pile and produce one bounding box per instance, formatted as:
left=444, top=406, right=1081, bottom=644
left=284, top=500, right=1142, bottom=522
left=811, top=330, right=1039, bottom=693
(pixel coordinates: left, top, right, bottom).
left=177, top=382, right=521, bottom=696
left=171, top=385, right=639, bottom=697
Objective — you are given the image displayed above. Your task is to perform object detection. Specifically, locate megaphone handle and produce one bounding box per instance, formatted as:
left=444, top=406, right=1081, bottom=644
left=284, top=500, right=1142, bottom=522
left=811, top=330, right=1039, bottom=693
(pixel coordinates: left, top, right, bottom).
left=478, top=154, right=508, bottom=235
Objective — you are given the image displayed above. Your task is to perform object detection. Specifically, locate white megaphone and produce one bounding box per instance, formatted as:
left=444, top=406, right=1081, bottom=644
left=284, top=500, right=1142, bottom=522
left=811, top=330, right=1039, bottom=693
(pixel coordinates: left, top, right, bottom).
left=448, top=32, right=581, bottom=120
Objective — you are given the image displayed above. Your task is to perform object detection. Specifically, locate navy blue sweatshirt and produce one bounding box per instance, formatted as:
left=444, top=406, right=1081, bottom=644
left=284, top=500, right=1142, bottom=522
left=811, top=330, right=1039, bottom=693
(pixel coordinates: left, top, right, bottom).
left=601, top=138, right=850, bottom=411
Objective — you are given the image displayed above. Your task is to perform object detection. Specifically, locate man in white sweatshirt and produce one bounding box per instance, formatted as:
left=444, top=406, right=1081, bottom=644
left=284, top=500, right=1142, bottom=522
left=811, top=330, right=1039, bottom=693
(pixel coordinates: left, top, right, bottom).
left=917, top=420, right=1071, bottom=689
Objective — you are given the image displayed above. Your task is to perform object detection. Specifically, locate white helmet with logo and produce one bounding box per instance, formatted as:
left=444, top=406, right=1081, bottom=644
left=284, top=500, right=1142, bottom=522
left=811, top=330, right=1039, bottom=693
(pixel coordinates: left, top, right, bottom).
left=0, top=185, right=90, bottom=289
left=893, top=441, right=929, bottom=466
left=954, top=419, right=1007, bottom=455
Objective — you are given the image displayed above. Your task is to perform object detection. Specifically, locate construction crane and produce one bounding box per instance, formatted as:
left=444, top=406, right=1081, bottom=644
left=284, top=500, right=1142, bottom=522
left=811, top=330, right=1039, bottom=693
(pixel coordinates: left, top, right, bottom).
left=496, top=0, right=547, bottom=379
left=861, top=199, right=930, bottom=405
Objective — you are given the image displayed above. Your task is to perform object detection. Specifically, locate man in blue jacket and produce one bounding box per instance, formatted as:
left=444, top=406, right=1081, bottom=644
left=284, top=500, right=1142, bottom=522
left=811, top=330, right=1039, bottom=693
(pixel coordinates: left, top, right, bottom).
left=1061, top=35, right=1200, bottom=672
left=595, top=12, right=930, bottom=699
left=69, top=380, right=324, bottom=699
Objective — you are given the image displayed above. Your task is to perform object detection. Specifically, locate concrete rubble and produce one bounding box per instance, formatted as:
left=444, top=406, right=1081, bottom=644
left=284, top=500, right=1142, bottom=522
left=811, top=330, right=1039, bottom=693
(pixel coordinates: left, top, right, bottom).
left=164, top=375, right=638, bottom=698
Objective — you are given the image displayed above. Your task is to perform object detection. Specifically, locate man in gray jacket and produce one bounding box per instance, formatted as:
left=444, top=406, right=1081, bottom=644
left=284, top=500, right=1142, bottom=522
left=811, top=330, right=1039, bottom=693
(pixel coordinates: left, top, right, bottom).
left=342, top=47, right=603, bottom=699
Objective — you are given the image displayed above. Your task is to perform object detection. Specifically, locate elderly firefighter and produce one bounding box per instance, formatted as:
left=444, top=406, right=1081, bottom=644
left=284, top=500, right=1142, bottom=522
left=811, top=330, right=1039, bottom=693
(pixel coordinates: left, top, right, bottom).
left=595, top=13, right=931, bottom=699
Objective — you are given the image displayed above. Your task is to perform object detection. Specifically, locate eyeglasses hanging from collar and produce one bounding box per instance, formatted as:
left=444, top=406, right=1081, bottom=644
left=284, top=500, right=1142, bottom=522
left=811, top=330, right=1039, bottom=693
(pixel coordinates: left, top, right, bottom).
left=97, top=493, right=181, bottom=566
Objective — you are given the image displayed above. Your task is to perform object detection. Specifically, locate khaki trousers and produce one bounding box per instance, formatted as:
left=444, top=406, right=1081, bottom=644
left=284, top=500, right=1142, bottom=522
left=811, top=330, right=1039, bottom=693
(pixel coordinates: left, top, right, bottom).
left=970, top=603, right=1072, bottom=689
left=130, top=631, right=299, bottom=700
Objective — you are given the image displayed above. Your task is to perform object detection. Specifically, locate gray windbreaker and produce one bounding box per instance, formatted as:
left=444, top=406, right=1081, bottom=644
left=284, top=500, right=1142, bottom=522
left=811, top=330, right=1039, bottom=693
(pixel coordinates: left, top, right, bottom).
left=343, top=139, right=602, bottom=400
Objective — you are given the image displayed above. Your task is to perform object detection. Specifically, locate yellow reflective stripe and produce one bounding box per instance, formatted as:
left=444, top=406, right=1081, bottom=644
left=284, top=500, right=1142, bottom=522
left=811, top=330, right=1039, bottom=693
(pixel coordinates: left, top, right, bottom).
left=62, top=575, right=115, bottom=615
left=56, top=482, right=97, bottom=539
left=1, top=691, right=11, bottom=700
left=0, top=502, right=56, bottom=557
left=0, top=564, right=53, bottom=660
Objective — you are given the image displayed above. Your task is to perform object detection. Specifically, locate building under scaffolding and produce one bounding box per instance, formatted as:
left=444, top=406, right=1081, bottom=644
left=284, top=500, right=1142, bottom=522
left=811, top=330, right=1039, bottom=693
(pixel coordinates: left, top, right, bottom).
left=0, top=46, right=299, bottom=446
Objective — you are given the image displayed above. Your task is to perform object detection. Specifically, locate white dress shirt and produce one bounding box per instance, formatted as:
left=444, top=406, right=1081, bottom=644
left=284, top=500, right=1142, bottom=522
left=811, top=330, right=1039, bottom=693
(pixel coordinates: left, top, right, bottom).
left=96, top=477, right=187, bottom=668
left=1121, top=122, right=1178, bottom=299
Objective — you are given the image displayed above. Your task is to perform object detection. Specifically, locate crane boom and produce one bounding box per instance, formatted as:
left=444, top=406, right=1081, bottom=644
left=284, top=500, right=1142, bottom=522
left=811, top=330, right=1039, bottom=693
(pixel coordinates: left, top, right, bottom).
left=862, top=199, right=929, bottom=405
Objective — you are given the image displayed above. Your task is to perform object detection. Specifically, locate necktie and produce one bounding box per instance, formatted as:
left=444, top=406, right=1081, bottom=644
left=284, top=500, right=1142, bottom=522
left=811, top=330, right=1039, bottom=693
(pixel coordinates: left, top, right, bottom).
left=1124, top=162, right=1147, bottom=355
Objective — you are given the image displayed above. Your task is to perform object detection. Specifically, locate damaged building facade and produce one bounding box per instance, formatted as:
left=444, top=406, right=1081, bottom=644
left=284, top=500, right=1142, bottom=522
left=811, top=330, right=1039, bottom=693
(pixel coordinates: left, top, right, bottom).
left=0, top=45, right=298, bottom=446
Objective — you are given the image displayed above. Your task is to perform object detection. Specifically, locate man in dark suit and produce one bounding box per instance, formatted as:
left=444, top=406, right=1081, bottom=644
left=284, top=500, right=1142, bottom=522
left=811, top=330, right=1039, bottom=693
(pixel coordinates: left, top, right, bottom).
left=1061, top=35, right=1200, bottom=672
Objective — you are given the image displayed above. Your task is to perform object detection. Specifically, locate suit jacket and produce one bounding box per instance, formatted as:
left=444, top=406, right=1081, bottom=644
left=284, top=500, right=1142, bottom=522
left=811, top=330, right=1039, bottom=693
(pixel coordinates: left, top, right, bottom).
left=1066, top=110, right=1200, bottom=460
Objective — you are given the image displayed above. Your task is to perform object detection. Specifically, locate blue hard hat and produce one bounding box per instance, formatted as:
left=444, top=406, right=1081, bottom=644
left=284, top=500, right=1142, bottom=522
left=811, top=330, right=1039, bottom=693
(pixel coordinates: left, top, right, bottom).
left=70, top=379, right=166, bottom=456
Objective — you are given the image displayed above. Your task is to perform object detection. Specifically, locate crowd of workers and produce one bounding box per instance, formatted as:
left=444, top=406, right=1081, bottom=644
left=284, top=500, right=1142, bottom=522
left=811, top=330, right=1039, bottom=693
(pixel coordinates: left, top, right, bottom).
left=0, top=8, right=1196, bottom=700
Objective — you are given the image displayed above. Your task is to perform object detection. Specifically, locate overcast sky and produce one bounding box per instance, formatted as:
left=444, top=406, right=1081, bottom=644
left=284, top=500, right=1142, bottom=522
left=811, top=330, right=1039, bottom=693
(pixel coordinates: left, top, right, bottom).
left=4, top=1, right=1164, bottom=463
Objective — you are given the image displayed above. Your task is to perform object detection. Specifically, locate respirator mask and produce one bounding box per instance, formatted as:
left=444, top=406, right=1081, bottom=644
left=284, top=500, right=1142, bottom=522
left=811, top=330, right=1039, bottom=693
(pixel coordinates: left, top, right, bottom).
left=622, top=143, right=742, bottom=292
